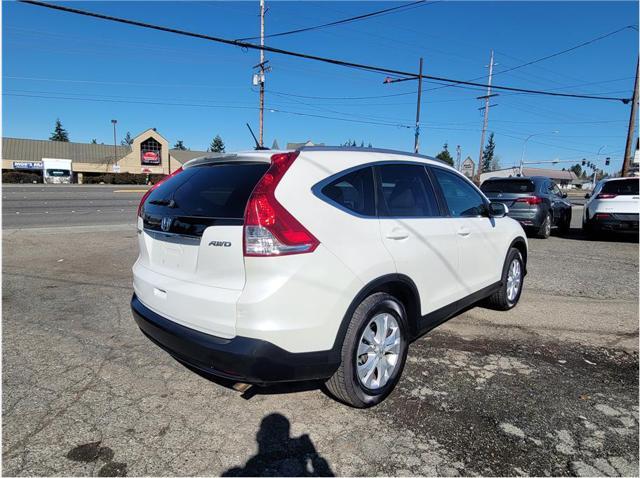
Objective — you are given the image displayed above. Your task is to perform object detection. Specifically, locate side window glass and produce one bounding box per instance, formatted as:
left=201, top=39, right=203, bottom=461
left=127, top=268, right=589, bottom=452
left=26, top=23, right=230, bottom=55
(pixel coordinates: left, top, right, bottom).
left=431, top=168, right=486, bottom=217
left=553, top=184, right=562, bottom=196
left=377, top=164, right=440, bottom=218
left=320, top=167, right=375, bottom=216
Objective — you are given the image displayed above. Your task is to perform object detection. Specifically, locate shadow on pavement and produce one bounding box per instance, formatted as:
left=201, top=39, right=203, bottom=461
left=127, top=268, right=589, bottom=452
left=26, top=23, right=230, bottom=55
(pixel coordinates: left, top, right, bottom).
left=526, top=227, right=639, bottom=244
left=222, top=413, right=335, bottom=477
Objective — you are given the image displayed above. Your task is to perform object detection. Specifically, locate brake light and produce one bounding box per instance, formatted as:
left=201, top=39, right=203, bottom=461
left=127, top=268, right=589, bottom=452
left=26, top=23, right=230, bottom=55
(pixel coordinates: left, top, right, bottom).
left=595, top=213, right=611, bottom=219
left=243, top=152, right=319, bottom=256
left=515, top=196, right=543, bottom=205
left=137, top=167, right=183, bottom=217
left=596, top=193, right=617, bottom=199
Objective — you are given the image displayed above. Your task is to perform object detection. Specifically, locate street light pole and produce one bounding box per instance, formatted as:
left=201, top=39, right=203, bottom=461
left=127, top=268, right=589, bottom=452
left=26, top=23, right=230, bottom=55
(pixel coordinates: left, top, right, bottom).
left=111, top=119, right=117, bottom=172
left=518, top=130, right=559, bottom=175
left=594, top=145, right=606, bottom=189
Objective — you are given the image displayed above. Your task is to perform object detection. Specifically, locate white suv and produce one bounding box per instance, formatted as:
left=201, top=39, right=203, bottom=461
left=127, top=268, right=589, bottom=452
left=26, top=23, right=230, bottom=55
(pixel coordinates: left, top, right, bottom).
left=132, top=147, right=528, bottom=407
left=583, top=177, right=639, bottom=236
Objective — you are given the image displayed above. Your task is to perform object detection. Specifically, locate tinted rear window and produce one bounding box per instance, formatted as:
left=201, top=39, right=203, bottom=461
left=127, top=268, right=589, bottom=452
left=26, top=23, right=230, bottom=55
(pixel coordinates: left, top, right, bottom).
left=144, top=162, right=268, bottom=218
left=601, top=179, right=639, bottom=195
left=481, top=179, right=535, bottom=194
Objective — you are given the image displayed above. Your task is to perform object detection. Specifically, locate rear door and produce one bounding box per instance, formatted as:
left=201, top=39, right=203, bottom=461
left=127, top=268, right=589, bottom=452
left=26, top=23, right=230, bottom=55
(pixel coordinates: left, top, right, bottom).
left=430, top=167, right=505, bottom=293
left=375, top=163, right=464, bottom=315
left=134, top=161, right=269, bottom=337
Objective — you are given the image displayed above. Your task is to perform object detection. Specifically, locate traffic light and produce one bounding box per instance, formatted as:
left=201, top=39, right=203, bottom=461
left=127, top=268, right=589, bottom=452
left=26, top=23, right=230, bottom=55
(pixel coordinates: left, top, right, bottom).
left=605, top=157, right=610, bottom=166
left=581, top=158, right=586, bottom=166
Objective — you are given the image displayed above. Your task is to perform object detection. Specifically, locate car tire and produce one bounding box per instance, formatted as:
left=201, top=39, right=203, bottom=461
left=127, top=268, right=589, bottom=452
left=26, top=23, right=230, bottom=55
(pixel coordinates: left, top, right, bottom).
left=536, top=212, right=552, bottom=239
left=325, top=292, right=409, bottom=408
left=484, top=247, right=525, bottom=311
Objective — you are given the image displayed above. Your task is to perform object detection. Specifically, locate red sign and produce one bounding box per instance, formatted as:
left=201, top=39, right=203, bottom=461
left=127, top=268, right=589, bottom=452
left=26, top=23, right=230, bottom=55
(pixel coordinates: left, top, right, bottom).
left=141, top=150, right=160, bottom=165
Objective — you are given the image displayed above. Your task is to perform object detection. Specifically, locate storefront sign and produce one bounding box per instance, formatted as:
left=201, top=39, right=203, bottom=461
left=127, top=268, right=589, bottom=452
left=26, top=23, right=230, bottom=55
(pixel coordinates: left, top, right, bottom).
left=141, top=150, right=160, bottom=165
left=13, top=161, right=43, bottom=170
left=461, top=157, right=475, bottom=178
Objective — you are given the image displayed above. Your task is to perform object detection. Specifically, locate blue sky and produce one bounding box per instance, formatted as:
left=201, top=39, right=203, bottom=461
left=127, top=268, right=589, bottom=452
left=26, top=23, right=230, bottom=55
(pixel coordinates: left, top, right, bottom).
left=3, top=1, right=638, bottom=173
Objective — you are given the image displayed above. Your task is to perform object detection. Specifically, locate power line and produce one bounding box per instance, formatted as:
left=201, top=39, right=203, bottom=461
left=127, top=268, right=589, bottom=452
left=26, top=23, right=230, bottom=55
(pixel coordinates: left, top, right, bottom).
left=235, top=0, right=437, bottom=41
left=421, top=25, right=636, bottom=95
left=19, top=0, right=632, bottom=104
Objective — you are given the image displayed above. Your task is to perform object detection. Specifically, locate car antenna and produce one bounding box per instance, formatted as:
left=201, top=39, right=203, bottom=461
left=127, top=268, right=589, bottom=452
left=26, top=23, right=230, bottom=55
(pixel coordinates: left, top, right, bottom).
left=246, top=123, right=270, bottom=150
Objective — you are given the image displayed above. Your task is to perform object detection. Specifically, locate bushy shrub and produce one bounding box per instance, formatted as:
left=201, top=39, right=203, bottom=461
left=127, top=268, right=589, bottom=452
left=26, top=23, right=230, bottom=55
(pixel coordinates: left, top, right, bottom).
left=2, top=171, right=43, bottom=183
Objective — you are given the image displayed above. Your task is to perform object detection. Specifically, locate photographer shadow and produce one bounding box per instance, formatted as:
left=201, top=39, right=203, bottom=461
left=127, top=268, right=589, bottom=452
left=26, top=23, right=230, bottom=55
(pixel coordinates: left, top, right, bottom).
left=222, top=413, right=334, bottom=477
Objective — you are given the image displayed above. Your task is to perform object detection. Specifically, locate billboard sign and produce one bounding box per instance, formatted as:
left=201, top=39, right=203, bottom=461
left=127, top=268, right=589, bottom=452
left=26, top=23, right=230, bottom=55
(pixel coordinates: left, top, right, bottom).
left=141, top=150, right=161, bottom=165
left=13, top=161, right=43, bottom=170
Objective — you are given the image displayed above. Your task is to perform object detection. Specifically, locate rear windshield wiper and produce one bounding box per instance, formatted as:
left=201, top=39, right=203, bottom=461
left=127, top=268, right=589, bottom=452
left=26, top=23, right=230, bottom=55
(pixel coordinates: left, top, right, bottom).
left=148, top=198, right=178, bottom=208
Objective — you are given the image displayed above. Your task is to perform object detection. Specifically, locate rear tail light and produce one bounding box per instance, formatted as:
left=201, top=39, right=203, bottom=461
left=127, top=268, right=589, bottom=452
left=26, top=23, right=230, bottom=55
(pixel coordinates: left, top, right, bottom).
left=596, top=193, right=617, bottom=199
left=137, top=167, right=183, bottom=217
left=243, top=152, right=319, bottom=256
left=515, top=196, right=543, bottom=205
left=595, top=213, right=611, bottom=219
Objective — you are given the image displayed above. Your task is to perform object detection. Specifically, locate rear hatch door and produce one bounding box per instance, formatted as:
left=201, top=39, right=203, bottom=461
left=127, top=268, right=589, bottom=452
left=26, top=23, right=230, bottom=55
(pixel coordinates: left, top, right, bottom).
left=480, top=178, right=537, bottom=210
left=596, top=178, right=640, bottom=215
left=135, top=160, right=269, bottom=337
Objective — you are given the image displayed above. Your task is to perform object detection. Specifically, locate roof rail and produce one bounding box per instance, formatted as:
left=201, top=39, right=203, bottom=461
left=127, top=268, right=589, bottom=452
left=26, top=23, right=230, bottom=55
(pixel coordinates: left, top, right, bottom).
left=296, top=145, right=448, bottom=165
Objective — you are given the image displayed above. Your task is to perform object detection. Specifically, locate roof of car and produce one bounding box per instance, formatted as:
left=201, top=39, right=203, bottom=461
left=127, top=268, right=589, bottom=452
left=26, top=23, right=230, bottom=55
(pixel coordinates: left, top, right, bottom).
left=298, top=145, right=451, bottom=166
left=600, top=176, right=639, bottom=182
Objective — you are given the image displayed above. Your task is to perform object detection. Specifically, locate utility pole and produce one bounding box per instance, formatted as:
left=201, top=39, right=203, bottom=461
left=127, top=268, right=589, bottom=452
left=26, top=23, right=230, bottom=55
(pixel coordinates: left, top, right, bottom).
left=111, top=119, right=117, bottom=172
left=456, top=145, right=461, bottom=170
left=621, top=57, right=638, bottom=177
left=258, top=0, right=266, bottom=148
left=414, top=57, right=423, bottom=154
left=476, top=50, right=496, bottom=181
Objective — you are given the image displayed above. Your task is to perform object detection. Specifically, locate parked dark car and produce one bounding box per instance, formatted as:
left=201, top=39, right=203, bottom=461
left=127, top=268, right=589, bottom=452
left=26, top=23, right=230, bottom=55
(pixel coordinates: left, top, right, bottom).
left=480, top=176, right=572, bottom=238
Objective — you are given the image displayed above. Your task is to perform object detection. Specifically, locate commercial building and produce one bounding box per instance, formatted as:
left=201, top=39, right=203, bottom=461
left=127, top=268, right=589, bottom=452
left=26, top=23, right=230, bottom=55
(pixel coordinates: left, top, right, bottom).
left=2, top=128, right=208, bottom=181
left=479, top=167, right=577, bottom=188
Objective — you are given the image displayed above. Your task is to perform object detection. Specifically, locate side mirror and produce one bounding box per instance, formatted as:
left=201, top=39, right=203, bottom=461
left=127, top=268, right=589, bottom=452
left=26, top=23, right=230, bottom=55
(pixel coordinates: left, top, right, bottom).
left=489, top=202, right=509, bottom=218
left=561, top=192, right=568, bottom=198
left=584, top=193, right=591, bottom=199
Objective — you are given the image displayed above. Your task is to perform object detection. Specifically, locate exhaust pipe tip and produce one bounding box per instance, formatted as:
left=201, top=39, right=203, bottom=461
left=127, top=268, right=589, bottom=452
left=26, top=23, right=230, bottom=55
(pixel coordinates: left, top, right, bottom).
left=232, top=382, right=252, bottom=393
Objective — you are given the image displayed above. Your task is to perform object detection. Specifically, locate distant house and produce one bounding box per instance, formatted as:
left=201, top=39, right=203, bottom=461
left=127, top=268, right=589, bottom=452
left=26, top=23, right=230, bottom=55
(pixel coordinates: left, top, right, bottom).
left=479, top=167, right=577, bottom=188
left=285, top=140, right=325, bottom=150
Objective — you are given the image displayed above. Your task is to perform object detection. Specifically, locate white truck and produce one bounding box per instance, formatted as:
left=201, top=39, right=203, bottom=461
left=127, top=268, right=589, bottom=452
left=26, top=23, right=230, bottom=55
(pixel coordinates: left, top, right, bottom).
left=42, top=158, right=72, bottom=184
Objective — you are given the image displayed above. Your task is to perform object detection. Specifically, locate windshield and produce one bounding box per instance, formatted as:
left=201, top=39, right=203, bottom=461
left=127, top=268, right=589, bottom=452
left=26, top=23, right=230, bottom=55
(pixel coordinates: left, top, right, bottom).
left=45, top=169, right=70, bottom=177
left=601, top=179, right=639, bottom=196
left=480, top=179, right=535, bottom=194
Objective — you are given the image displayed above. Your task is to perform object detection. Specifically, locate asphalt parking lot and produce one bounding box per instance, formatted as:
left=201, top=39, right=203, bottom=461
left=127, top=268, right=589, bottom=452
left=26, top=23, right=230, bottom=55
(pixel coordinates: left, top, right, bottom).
left=3, top=186, right=638, bottom=476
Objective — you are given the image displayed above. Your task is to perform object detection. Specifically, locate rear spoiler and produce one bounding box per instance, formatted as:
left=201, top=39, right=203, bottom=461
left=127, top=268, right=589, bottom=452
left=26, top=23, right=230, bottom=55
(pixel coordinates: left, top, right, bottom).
left=183, top=151, right=280, bottom=169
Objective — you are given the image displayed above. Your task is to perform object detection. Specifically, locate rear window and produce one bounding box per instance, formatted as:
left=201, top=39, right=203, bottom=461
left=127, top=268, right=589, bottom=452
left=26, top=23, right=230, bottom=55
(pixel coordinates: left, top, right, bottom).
left=320, top=167, right=375, bottom=216
left=601, top=179, right=639, bottom=196
left=144, top=162, right=268, bottom=218
left=481, top=179, right=535, bottom=194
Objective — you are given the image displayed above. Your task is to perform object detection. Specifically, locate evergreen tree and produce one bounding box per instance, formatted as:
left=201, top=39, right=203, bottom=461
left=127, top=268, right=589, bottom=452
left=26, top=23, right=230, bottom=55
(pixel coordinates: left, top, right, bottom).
left=49, top=118, right=69, bottom=142
left=360, top=141, right=365, bottom=148
left=367, top=142, right=372, bottom=148
left=90, top=139, right=97, bottom=144
left=208, top=135, right=225, bottom=153
left=570, top=163, right=582, bottom=177
left=173, top=140, right=187, bottom=150
left=481, top=133, right=496, bottom=173
left=271, top=139, right=280, bottom=150
left=435, top=143, right=454, bottom=167
left=121, top=132, right=133, bottom=146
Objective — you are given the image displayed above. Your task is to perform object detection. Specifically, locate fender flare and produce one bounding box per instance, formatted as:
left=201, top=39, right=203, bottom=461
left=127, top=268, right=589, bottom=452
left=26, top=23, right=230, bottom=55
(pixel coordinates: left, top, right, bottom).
left=327, top=274, right=421, bottom=360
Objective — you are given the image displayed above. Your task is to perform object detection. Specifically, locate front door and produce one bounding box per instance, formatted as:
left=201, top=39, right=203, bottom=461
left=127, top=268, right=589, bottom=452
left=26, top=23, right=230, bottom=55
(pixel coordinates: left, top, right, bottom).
left=429, top=167, right=505, bottom=293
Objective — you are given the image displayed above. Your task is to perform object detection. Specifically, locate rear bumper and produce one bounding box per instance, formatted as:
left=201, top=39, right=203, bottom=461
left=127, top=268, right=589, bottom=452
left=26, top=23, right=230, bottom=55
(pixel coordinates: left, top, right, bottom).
left=589, top=213, right=639, bottom=233
left=508, top=207, right=544, bottom=228
left=131, top=294, right=340, bottom=385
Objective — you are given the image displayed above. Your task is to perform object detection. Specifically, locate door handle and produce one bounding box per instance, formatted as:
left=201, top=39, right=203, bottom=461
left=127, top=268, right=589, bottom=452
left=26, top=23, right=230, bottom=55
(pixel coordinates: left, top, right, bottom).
left=386, top=227, right=409, bottom=240
left=457, top=227, right=471, bottom=237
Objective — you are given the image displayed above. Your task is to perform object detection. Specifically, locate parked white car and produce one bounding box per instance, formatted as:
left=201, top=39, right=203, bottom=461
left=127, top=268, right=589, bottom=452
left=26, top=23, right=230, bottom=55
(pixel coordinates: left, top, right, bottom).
left=583, top=177, right=639, bottom=236
left=131, top=147, right=528, bottom=407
